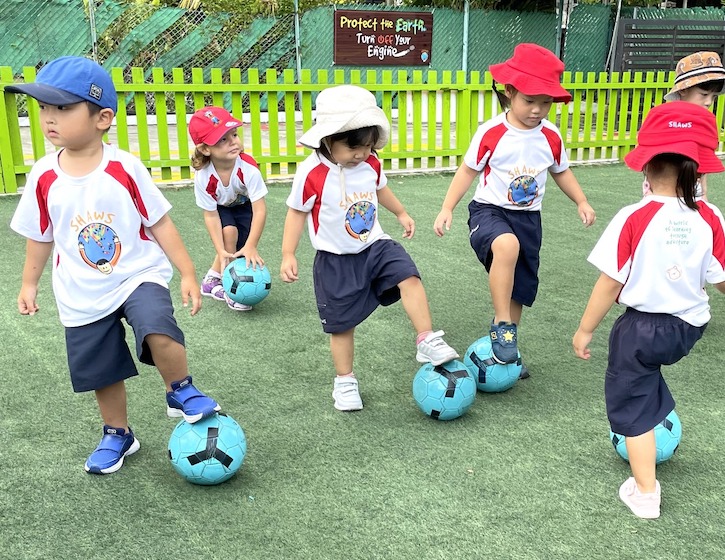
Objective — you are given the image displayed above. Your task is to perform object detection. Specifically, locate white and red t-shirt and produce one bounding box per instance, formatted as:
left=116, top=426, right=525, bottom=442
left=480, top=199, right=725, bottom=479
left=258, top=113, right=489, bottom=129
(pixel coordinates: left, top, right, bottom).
left=11, top=144, right=174, bottom=327
left=463, top=112, right=569, bottom=211
left=193, top=153, right=268, bottom=211
left=286, top=151, right=390, bottom=255
left=588, top=195, right=725, bottom=326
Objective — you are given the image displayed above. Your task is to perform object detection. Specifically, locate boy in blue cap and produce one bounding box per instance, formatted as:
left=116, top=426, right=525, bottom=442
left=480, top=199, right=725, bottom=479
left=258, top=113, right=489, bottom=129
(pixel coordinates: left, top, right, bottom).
left=8, top=56, right=221, bottom=474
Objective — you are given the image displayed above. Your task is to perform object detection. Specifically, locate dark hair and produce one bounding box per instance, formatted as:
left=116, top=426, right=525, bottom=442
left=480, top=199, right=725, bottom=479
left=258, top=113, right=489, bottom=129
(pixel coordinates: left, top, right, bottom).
left=644, top=153, right=699, bottom=210
left=319, top=125, right=380, bottom=160
left=492, top=81, right=512, bottom=109
left=700, top=79, right=724, bottom=93
left=85, top=101, right=113, bottom=132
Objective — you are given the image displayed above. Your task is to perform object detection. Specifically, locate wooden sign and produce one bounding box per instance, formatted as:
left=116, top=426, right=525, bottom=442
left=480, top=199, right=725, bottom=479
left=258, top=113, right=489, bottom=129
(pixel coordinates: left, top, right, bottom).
left=333, top=10, right=433, bottom=66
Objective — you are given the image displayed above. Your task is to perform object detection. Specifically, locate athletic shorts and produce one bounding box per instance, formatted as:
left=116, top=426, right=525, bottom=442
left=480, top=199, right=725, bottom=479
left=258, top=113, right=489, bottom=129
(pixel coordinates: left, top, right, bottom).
left=605, top=308, right=706, bottom=436
left=218, top=202, right=252, bottom=251
left=313, top=239, right=420, bottom=334
left=65, top=282, right=185, bottom=392
left=467, top=200, right=542, bottom=307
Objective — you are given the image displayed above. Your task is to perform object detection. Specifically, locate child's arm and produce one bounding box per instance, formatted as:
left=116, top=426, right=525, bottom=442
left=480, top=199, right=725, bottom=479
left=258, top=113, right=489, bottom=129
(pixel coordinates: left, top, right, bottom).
left=203, top=209, right=236, bottom=271
left=150, top=214, right=201, bottom=315
left=18, top=239, right=53, bottom=316
left=550, top=168, right=596, bottom=227
left=434, top=164, right=479, bottom=237
left=234, top=198, right=267, bottom=269
left=377, top=186, right=415, bottom=239
left=280, top=208, right=307, bottom=283
left=572, top=272, right=623, bottom=360
left=713, top=279, right=725, bottom=294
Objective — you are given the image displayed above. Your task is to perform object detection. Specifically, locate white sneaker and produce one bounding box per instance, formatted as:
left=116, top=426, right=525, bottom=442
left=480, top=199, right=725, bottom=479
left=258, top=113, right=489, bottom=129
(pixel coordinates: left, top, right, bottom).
left=224, top=292, right=252, bottom=312
left=619, top=477, right=661, bottom=519
left=332, top=376, right=363, bottom=411
left=416, top=330, right=459, bottom=366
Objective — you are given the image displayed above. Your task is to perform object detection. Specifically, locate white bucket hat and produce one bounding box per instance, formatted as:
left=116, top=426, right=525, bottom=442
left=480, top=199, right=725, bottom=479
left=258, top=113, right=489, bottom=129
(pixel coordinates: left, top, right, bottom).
left=298, top=85, right=390, bottom=150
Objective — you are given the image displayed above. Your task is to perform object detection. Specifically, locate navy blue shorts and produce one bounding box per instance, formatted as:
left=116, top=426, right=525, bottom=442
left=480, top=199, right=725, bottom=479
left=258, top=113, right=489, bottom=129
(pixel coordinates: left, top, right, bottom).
left=467, top=201, right=542, bottom=307
left=218, top=202, right=252, bottom=252
left=605, top=308, right=706, bottom=436
left=313, top=239, right=420, bottom=334
left=65, top=282, right=185, bottom=392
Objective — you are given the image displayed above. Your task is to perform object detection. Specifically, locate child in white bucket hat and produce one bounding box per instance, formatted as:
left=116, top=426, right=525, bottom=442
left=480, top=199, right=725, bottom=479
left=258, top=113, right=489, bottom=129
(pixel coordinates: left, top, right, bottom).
left=281, top=85, right=459, bottom=412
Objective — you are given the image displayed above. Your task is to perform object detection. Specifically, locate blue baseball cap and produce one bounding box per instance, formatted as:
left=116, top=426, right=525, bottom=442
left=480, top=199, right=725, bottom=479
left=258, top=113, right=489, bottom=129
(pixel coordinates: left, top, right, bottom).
left=5, top=56, right=117, bottom=112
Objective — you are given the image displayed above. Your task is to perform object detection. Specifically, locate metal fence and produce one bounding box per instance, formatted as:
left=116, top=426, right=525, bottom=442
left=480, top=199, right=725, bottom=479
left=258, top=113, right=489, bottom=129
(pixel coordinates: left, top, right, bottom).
left=2, top=0, right=612, bottom=79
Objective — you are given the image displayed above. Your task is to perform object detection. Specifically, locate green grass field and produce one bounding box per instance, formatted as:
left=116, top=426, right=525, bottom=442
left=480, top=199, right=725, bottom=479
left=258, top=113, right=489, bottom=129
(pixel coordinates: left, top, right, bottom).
left=2, top=166, right=725, bottom=559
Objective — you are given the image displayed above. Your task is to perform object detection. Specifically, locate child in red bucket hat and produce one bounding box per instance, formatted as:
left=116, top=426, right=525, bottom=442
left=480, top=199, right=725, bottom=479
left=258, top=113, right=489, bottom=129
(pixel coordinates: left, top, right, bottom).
left=434, top=43, right=595, bottom=376
left=574, top=101, right=725, bottom=519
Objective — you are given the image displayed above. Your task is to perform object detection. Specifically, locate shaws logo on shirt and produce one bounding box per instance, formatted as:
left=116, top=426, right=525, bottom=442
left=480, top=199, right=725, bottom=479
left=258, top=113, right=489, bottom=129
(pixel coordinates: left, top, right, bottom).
left=668, top=121, right=693, bottom=128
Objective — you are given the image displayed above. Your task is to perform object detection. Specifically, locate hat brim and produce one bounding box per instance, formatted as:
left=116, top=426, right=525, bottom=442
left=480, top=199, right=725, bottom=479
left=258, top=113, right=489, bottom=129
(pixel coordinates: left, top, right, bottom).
left=490, top=63, right=572, bottom=103
left=624, top=140, right=725, bottom=173
left=5, top=82, right=85, bottom=106
left=664, top=72, right=725, bottom=101
left=199, top=121, right=243, bottom=146
left=299, top=106, right=390, bottom=150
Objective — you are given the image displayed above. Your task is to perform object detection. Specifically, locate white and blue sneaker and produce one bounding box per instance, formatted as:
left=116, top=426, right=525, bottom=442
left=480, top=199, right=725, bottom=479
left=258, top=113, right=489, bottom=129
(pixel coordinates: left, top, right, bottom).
left=166, top=375, right=221, bottom=423
left=84, top=425, right=140, bottom=474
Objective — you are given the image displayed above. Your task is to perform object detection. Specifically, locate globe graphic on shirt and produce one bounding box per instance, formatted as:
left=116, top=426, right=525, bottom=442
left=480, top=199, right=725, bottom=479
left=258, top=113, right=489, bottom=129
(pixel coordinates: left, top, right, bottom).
left=508, top=175, right=538, bottom=207
left=78, top=223, right=119, bottom=268
left=345, top=201, right=376, bottom=242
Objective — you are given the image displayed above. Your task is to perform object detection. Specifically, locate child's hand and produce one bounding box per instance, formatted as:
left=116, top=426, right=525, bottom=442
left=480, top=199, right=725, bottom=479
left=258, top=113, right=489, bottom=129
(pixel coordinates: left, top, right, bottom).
left=235, top=247, right=264, bottom=270
left=218, top=250, right=236, bottom=273
left=397, top=212, right=415, bottom=239
left=572, top=329, right=593, bottom=360
left=433, top=209, right=453, bottom=237
left=18, top=285, right=39, bottom=316
left=280, top=255, right=299, bottom=283
left=577, top=201, right=596, bottom=227
left=180, top=275, right=202, bottom=316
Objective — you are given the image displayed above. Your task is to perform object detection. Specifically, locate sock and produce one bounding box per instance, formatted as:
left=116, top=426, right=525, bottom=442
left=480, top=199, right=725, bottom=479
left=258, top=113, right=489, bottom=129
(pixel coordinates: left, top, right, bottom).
left=336, top=372, right=355, bottom=378
left=416, top=331, right=433, bottom=345
left=206, top=269, right=221, bottom=279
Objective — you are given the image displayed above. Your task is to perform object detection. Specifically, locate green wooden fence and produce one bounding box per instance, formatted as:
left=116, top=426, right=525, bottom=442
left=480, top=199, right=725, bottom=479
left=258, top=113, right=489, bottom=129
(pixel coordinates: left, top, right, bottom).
left=1, top=66, right=722, bottom=194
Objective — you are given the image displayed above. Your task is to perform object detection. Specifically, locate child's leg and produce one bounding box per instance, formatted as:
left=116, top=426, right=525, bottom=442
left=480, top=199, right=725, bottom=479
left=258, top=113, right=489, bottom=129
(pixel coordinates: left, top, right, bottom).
left=489, top=233, right=519, bottom=323
left=330, top=329, right=363, bottom=411
left=330, top=328, right=355, bottom=375
left=398, top=276, right=433, bottom=333
left=399, top=277, right=459, bottom=365
left=625, top=429, right=657, bottom=493
left=145, top=333, right=190, bottom=391
left=94, top=381, right=129, bottom=430
left=223, top=225, right=239, bottom=255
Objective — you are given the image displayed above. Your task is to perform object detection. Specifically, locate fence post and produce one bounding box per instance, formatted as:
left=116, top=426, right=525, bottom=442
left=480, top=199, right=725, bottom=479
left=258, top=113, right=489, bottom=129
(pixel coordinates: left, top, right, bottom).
left=0, top=66, right=25, bottom=194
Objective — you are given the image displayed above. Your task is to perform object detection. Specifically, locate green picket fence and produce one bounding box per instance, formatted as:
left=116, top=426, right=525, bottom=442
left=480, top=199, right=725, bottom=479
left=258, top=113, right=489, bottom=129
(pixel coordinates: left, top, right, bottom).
left=1, top=66, right=721, bottom=194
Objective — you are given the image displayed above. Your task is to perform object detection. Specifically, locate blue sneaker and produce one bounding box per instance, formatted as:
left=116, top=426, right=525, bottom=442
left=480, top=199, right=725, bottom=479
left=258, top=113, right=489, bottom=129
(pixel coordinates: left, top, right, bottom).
left=489, top=321, right=519, bottom=364
left=166, top=375, right=221, bottom=423
left=84, top=425, right=140, bottom=474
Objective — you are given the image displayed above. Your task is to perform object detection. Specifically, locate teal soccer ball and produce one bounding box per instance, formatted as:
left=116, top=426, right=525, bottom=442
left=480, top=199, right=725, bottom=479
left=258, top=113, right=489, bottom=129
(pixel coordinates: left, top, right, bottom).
left=412, top=360, right=477, bottom=421
left=463, top=336, right=521, bottom=393
left=222, top=258, right=271, bottom=306
left=610, top=409, right=682, bottom=465
left=168, top=413, right=247, bottom=485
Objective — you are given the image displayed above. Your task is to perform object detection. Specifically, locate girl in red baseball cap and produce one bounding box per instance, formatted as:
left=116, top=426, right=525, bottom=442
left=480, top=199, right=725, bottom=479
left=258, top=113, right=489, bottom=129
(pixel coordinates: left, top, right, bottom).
left=434, top=43, right=596, bottom=376
left=573, top=101, right=725, bottom=519
left=189, top=106, right=269, bottom=311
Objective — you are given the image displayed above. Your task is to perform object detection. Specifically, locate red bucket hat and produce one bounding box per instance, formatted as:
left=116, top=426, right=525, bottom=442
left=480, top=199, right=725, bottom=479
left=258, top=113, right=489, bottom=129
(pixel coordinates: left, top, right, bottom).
left=489, top=43, right=572, bottom=103
left=624, top=101, right=724, bottom=173
left=189, top=106, right=243, bottom=146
